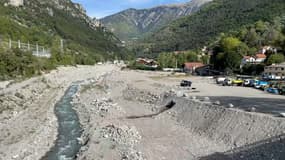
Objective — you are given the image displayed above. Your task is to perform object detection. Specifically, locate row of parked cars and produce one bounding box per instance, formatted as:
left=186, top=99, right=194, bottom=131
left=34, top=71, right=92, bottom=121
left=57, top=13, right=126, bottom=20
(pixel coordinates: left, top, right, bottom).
left=216, top=76, right=285, bottom=95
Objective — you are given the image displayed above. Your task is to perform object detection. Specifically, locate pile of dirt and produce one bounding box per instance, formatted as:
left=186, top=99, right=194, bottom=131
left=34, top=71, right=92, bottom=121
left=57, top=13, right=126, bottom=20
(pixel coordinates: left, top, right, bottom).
left=123, top=86, right=160, bottom=104
left=162, top=96, right=285, bottom=160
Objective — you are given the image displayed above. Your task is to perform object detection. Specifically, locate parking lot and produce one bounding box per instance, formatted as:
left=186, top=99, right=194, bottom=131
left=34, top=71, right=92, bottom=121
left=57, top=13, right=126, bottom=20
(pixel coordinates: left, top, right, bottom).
left=159, top=75, right=285, bottom=116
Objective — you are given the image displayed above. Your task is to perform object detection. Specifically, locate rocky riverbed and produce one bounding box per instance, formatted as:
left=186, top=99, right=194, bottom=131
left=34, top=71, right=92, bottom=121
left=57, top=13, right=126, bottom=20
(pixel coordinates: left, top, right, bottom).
left=0, top=65, right=117, bottom=160
left=1, top=66, right=285, bottom=160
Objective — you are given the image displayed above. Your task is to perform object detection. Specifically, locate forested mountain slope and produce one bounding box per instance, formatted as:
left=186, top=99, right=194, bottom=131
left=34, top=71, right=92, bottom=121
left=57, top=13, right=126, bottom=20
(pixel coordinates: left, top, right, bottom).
left=147, top=0, right=285, bottom=52
left=101, top=0, right=212, bottom=41
left=0, top=0, right=128, bottom=61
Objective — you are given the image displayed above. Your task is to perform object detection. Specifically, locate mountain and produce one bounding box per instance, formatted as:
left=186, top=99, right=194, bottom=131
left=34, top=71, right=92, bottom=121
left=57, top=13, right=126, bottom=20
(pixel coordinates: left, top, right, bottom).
left=0, top=0, right=128, bottom=62
left=101, top=0, right=212, bottom=42
left=147, top=0, right=285, bottom=53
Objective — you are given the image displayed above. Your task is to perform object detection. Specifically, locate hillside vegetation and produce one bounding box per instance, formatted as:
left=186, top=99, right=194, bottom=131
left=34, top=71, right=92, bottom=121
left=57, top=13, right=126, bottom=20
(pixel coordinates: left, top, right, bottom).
left=101, top=0, right=212, bottom=42
left=0, top=0, right=130, bottom=80
left=147, top=0, right=285, bottom=53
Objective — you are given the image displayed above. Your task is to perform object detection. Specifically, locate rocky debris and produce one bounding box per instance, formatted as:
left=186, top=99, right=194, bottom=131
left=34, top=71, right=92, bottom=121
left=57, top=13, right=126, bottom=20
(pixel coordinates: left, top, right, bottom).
left=100, top=125, right=141, bottom=147
left=123, top=87, right=160, bottom=104
left=213, top=101, right=221, bottom=105
left=99, top=124, right=144, bottom=160
left=176, top=91, right=185, bottom=97
left=228, top=103, right=234, bottom=108
left=0, top=82, right=48, bottom=121
left=121, top=150, right=145, bottom=160
left=90, top=98, right=120, bottom=117
left=204, top=97, right=210, bottom=101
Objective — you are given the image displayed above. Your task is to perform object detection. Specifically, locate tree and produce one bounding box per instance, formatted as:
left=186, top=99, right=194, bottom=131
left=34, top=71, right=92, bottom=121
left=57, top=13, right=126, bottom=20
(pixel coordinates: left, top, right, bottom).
left=185, top=51, right=198, bottom=62
left=223, top=52, right=242, bottom=71
left=201, top=55, right=210, bottom=64
left=220, top=37, right=242, bottom=53
left=266, top=54, right=285, bottom=65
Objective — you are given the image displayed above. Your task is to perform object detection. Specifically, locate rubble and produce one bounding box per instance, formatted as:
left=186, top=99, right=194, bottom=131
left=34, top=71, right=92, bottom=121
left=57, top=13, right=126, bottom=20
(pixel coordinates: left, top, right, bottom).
left=123, top=87, right=160, bottom=104
left=100, top=125, right=141, bottom=147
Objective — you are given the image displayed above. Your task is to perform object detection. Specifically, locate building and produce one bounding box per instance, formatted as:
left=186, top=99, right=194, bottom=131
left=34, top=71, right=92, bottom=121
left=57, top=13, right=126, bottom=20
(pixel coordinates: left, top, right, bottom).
left=9, top=0, right=24, bottom=6
left=264, top=63, right=285, bottom=79
left=254, top=54, right=267, bottom=63
left=195, top=65, right=222, bottom=76
left=183, top=62, right=204, bottom=73
left=261, top=46, right=277, bottom=54
left=136, top=58, right=158, bottom=68
left=240, top=54, right=267, bottom=68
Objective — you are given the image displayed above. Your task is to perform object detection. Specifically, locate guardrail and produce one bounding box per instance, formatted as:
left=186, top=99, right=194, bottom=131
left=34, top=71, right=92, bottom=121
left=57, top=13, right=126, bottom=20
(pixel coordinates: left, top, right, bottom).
left=0, top=38, right=51, bottom=58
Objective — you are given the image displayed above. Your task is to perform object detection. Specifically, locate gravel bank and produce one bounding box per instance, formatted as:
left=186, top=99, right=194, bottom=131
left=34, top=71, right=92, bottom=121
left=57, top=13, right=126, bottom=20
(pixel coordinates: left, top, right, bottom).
left=0, top=65, right=117, bottom=160
left=73, top=69, right=285, bottom=160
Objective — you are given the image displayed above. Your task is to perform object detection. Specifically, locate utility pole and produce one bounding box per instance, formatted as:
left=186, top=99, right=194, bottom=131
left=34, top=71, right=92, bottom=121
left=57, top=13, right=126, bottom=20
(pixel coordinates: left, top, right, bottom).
left=60, top=39, right=64, bottom=53
left=28, top=42, right=30, bottom=51
left=9, top=39, right=12, bottom=49
left=18, top=40, right=21, bottom=49
left=36, top=43, right=39, bottom=56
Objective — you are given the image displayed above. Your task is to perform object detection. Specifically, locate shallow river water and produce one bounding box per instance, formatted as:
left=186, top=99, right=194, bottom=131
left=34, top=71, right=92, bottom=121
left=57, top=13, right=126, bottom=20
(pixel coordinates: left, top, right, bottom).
left=41, top=84, right=82, bottom=160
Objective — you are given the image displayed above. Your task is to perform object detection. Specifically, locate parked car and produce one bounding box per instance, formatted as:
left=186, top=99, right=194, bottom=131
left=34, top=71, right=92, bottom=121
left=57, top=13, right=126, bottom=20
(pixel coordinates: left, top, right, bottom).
left=266, top=87, right=280, bottom=94
left=254, top=80, right=269, bottom=89
left=243, top=79, right=258, bottom=87
left=216, top=77, right=226, bottom=84
left=279, top=86, right=285, bottom=95
left=180, top=80, right=192, bottom=87
left=232, top=79, right=244, bottom=86
left=222, top=78, right=232, bottom=86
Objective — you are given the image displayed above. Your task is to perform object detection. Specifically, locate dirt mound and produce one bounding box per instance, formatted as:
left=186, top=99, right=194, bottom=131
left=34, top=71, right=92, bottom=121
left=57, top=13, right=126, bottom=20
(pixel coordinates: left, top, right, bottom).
left=162, top=96, right=285, bottom=160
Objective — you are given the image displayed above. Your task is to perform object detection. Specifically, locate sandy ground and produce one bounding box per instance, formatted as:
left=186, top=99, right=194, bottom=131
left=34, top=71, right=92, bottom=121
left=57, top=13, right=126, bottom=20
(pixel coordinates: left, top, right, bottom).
left=1, top=67, right=285, bottom=160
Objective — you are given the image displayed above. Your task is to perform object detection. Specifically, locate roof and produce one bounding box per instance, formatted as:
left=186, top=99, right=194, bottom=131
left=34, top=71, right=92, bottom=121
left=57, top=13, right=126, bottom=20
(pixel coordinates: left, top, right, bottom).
left=184, top=62, right=204, bottom=69
left=243, top=56, right=252, bottom=59
left=255, top=54, right=267, bottom=59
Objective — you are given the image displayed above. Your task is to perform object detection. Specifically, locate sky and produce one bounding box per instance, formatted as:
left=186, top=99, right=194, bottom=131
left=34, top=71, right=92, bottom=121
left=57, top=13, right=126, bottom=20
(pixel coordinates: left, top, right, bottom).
left=71, top=0, right=190, bottom=19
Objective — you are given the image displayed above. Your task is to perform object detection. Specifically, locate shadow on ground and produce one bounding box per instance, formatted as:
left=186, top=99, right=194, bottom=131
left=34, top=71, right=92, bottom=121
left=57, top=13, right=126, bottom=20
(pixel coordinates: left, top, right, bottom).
left=199, top=134, right=285, bottom=160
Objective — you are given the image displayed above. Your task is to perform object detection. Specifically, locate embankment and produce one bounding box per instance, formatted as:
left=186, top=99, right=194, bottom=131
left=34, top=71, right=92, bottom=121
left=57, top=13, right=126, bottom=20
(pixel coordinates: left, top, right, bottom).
left=163, top=96, right=285, bottom=160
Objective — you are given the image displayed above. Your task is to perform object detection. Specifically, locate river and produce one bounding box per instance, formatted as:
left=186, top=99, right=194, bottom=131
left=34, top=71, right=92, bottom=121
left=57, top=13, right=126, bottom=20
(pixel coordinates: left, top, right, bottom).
left=41, top=84, right=82, bottom=160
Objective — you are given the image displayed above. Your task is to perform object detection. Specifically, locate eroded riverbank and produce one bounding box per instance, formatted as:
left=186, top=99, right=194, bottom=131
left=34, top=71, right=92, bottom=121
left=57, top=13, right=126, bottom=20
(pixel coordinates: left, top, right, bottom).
left=0, top=65, right=117, bottom=160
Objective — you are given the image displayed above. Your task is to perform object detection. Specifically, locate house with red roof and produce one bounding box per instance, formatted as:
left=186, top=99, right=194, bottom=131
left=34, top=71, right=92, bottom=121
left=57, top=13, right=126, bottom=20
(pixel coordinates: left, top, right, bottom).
left=183, top=62, right=204, bottom=73
left=241, top=53, right=267, bottom=68
left=254, top=54, right=267, bottom=63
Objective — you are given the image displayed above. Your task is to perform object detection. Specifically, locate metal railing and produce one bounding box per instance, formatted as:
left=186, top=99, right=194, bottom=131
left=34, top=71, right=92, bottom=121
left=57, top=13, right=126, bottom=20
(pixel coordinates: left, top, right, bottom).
left=0, top=38, right=51, bottom=58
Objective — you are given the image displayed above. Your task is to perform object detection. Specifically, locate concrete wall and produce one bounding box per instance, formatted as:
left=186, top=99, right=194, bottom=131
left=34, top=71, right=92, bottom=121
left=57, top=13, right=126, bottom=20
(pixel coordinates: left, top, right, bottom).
left=9, top=0, right=24, bottom=7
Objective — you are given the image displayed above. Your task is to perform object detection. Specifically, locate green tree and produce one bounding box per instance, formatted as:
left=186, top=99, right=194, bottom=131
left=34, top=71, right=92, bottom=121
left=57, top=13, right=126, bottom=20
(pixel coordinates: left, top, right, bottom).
left=185, top=51, right=198, bottom=62
left=223, top=52, right=242, bottom=71
left=221, top=37, right=242, bottom=53
left=201, top=55, right=210, bottom=64
left=266, top=54, right=285, bottom=65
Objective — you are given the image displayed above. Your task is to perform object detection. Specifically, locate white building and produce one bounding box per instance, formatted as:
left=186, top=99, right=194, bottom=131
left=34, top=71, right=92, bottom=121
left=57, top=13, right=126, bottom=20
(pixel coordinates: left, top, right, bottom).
left=241, top=54, right=267, bottom=68
left=9, top=0, right=24, bottom=6
left=264, top=63, right=285, bottom=79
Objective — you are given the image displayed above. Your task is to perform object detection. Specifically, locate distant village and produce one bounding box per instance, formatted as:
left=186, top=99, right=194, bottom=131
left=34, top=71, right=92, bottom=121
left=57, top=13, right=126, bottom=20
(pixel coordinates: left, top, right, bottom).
left=134, top=45, right=285, bottom=80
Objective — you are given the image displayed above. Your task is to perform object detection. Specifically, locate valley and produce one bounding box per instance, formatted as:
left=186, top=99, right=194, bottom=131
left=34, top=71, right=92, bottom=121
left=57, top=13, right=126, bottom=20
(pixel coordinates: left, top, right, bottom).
left=1, top=0, right=285, bottom=160
left=1, top=65, right=285, bottom=160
